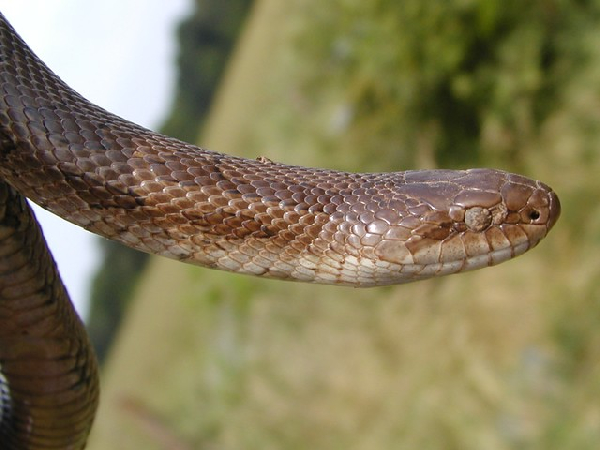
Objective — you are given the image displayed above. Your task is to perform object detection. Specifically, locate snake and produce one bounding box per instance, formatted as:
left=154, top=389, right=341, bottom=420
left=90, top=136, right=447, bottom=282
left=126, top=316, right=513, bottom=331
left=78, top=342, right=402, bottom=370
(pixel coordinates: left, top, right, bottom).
left=0, top=12, right=560, bottom=450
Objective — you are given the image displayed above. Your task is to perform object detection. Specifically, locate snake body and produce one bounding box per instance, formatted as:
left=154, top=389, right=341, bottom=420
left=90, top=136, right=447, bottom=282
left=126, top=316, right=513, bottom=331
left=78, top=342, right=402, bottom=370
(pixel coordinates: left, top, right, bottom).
left=0, top=12, right=560, bottom=449
left=0, top=182, right=98, bottom=449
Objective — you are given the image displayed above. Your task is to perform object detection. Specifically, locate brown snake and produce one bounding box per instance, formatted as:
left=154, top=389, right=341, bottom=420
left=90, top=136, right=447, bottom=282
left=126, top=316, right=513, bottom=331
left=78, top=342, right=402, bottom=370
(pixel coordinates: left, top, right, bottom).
left=0, top=12, right=560, bottom=450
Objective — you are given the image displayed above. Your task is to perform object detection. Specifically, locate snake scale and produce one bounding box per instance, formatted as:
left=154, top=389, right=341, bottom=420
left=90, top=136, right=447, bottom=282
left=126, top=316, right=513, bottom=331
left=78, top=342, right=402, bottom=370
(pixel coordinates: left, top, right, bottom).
left=0, top=12, right=560, bottom=449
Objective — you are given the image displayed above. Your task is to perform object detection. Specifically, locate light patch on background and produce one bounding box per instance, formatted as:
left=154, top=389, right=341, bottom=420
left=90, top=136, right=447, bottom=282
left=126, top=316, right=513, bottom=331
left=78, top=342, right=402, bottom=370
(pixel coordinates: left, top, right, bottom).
left=0, top=0, right=191, bottom=318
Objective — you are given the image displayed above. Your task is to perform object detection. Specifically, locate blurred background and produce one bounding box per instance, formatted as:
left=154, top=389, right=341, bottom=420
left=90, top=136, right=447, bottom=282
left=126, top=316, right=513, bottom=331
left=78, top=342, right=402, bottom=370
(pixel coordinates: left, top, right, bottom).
left=6, top=0, right=598, bottom=449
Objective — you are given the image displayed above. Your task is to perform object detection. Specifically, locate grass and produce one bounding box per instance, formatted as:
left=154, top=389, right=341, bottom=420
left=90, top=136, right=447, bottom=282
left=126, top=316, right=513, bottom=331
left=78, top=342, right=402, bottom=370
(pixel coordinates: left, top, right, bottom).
left=88, top=0, right=598, bottom=449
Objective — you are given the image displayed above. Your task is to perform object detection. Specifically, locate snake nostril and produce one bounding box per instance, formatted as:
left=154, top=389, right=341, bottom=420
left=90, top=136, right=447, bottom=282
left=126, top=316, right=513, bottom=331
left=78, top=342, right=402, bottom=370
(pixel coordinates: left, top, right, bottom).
left=529, top=209, right=541, bottom=221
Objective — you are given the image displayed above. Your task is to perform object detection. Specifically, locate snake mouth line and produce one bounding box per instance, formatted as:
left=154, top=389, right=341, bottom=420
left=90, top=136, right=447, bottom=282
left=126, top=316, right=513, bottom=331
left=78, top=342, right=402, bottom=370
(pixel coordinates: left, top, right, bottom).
left=461, top=238, right=531, bottom=271
left=344, top=237, right=535, bottom=287
left=399, top=239, right=532, bottom=281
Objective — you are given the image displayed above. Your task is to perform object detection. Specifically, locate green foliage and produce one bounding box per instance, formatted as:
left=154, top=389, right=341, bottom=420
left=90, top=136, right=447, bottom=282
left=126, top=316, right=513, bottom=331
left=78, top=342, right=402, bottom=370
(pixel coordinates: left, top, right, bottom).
left=87, top=240, right=149, bottom=361
left=286, top=0, right=600, bottom=169
left=161, top=0, right=254, bottom=143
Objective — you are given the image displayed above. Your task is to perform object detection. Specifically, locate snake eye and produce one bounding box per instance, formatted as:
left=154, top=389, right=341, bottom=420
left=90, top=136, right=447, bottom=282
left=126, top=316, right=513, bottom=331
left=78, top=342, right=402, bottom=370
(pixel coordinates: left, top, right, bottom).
left=528, top=209, right=541, bottom=221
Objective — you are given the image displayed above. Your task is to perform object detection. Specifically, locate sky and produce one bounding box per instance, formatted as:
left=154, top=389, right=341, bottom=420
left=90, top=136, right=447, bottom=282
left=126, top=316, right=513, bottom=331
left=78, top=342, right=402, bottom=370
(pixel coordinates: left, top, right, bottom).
left=0, top=1, right=191, bottom=318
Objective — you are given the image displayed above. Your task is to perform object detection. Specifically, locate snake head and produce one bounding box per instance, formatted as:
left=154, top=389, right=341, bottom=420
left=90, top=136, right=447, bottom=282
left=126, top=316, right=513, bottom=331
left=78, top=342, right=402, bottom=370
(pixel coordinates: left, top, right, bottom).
left=372, top=169, right=560, bottom=283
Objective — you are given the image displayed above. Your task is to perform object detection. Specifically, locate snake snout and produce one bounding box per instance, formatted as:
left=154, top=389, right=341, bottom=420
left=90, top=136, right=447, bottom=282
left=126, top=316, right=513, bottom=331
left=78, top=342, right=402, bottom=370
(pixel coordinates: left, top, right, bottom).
left=519, top=181, right=561, bottom=232
left=544, top=186, right=561, bottom=232
left=492, top=178, right=561, bottom=257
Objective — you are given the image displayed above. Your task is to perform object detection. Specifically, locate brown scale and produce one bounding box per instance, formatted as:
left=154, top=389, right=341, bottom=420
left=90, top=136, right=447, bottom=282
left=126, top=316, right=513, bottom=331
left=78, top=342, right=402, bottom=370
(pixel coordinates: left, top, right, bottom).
left=0, top=182, right=98, bottom=449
